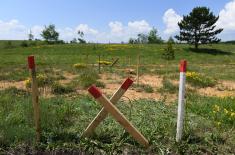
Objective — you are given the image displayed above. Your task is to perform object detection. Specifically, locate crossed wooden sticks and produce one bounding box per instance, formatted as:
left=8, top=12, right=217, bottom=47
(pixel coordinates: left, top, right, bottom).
left=82, top=78, right=149, bottom=147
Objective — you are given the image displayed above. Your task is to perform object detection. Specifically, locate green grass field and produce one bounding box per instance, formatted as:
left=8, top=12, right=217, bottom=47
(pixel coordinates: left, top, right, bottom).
left=0, top=42, right=235, bottom=154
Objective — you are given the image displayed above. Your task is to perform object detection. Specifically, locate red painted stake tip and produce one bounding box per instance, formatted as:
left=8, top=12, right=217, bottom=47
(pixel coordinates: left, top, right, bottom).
left=88, top=85, right=102, bottom=99
left=121, top=78, right=134, bottom=90
left=180, top=60, right=187, bottom=72
left=28, top=55, right=35, bottom=69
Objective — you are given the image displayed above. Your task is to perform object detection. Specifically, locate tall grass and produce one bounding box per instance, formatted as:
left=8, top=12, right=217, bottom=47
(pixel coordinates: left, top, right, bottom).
left=0, top=87, right=234, bottom=154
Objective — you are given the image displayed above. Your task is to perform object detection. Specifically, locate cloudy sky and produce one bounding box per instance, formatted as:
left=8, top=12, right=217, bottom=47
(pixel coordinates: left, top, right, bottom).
left=0, top=0, right=235, bottom=42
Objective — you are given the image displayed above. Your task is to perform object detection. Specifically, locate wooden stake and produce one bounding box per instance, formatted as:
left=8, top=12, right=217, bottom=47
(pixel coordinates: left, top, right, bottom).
left=136, top=55, right=140, bottom=86
left=82, top=78, right=133, bottom=137
left=176, top=60, right=187, bottom=142
left=28, top=56, right=41, bottom=142
left=98, top=54, right=101, bottom=73
left=86, top=54, right=89, bottom=66
left=88, top=85, right=149, bottom=147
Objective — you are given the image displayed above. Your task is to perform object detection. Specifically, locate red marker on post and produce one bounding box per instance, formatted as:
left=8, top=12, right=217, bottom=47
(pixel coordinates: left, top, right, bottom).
left=27, top=55, right=41, bottom=142
left=83, top=78, right=133, bottom=137
left=176, top=60, right=187, bottom=142
left=28, top=55, right=35, bottom=69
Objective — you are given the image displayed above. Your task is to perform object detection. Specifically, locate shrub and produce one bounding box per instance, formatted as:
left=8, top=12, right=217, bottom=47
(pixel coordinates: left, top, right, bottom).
left=77, top=69, right=100, bottom=89
left=159, top=77, right=178, bottom=94
left=134, top=84, right=154, bottom=93
left=51, top=82, right=74, bottom=94
left=29, top=41, right=37, bottom=46
left=96, top=81, right=105, bottom=88
left=162, top=41, right=175, bottom=60
left=20, top=41, right=28, bottom=47
left=186, top=71, right=216, bottom=87
left=4, top=41, right=14, bottom=49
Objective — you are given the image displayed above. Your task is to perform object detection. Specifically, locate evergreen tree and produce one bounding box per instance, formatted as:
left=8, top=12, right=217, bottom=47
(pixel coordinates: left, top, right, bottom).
left=162, top=40, right=175, bottom=60
left=175, top=7, right=223, bottom=49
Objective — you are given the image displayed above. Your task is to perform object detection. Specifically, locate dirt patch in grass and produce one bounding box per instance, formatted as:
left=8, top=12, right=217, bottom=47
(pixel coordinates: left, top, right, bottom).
left=197, top=80, right=235, bottom=97
left=198, top=87, right=235, bottom=97
left=1, top=72, right=234, bottom=100
left=59, top=71, right=77, bottom=84
left=98, top=74, right=176, bottom=103
left=0, top=81, right=25, bottom=90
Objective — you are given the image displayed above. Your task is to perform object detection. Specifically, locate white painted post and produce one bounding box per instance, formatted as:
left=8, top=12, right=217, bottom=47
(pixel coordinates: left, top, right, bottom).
left=176, top=60, right=187, bottom=142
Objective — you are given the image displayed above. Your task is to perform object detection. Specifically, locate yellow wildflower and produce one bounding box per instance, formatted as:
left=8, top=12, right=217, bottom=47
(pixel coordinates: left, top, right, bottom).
left=213, top=105, right=220, bottom=112
left=224, top=108, right=229, bottom=114
left=24, top=78, right=31, bottom=88
left=231, top=112, right=235, bottom=117
left=73, top=63, right=86, bottom=69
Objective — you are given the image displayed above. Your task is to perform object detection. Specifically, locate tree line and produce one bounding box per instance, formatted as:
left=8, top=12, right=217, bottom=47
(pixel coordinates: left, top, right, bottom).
left=25, top=6, right=223, bottom=49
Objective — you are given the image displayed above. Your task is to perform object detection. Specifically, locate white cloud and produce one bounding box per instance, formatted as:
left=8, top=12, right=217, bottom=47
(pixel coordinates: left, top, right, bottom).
left=163, top=9, right=182, bottom=34
left=31, top=25, right=44, bottom=39
left=109, top=21, right=124, bottom=35
left=104, top=20, right=152, bottom=42
left=127, top=20, right=151, bottom=33
left=75, top=24, right=98, bottom=35
left=0, top=19, right=27, bottom=40
left=217, top=0, right=235, bottom=31
left=0, top=19, right=153, bottom=42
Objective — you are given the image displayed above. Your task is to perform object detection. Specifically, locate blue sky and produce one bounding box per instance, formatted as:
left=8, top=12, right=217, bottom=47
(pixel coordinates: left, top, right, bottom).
left=0, top=0, right=235, bottom=42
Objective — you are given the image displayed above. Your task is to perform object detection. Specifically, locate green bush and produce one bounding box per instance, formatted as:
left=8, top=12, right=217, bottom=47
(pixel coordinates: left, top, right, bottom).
left=162, top=41, right=175, bottom=60
left=51, top=82, right=74, bottom=94
left=159, top=77, right=178, bottom=94
left=20, top=41, right=28, bottom=47
left=134, top=84, right=154, bottom=93
left=77, top=69, right=100, bottom=89
left=4, top=41, right=14, bottom=49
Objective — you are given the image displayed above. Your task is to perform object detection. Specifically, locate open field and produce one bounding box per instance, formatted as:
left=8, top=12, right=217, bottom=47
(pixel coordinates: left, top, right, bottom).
left=0, top=42, right=235, bottom=154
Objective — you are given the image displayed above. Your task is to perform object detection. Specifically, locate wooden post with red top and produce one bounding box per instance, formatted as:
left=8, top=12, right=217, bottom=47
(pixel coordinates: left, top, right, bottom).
left=176, top=60, right=187, bottom=142
left=82, top=78, right=134, bottom=137
left=87, top=84, right=149, bottom=147
left=28, top=55, right=41, bottom=142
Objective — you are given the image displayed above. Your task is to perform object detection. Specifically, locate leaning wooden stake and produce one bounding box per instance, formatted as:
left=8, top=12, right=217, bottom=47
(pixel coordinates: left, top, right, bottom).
left=82, top=78, right=133, bottom=137
left=28, top=56, right=41, bottom=142
left=98, top=54, right=101, bottom=73
left=136, top=55, right=140, bottom=86
left=88, top=86, right=149, bottom=147
left=176, top=60, right=187, bottom=142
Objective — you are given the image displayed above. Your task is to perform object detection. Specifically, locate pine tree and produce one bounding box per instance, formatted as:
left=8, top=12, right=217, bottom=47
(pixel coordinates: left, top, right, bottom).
left=162, top=40, right=175, bottom=60
left=175, top=7, right=223, bottom=49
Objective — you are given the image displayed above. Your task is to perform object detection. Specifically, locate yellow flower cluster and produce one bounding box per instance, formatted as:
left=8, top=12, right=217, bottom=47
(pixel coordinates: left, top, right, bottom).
left=24, top=78, right=31, bottom=88
left=104, top=44, right=134, bottom=51
left=216, top=121, right=221, bottom=126
left=186, top=71, right=216, bottom=87
left=186, top=71, right=201, bottom=80
left=24, top=74, right=49, bottom=88
left=73, top=63, right=86, bottom=69
left=213, top=104, right=220, bottom=113
left=97, top=60, right=112, bottom=65
left=213, top=104, right=235, bottom=118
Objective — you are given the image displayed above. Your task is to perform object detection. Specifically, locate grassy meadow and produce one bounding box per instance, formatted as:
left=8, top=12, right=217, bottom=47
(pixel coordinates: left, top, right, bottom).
left=0, top=41, right=235, bottom=154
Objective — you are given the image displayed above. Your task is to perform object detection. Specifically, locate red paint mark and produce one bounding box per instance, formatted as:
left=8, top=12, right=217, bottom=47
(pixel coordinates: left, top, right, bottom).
left=88, top=85, right=102, bottom=99
left=180, top=60, right=187, bottom=72
left=121, top=78, right=133, bottom=90
left=28, top=56, right=35, bottom=69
